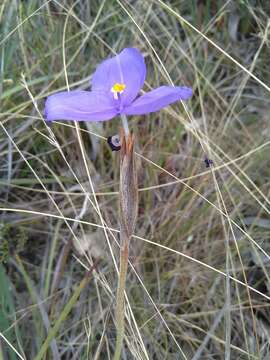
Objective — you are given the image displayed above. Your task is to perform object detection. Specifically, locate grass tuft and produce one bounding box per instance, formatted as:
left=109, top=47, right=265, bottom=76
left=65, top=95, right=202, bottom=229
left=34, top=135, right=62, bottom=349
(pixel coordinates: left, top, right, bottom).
left=1, top=0, right=270, bottom=358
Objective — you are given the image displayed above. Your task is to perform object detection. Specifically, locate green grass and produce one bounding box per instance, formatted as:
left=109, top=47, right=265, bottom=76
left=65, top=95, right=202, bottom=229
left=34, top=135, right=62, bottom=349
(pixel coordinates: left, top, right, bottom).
left=1, top=0, right=270, bottom=359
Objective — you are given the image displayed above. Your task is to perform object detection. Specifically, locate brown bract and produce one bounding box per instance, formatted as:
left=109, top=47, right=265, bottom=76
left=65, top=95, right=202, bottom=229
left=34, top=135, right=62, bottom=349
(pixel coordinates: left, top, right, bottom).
left=119, top=130, right=138, bottom=245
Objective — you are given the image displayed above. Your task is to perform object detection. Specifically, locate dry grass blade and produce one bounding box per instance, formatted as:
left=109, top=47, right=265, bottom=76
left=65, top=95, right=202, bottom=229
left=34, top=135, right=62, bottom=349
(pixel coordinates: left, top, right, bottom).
left=1, top=0, right=270, bottom=358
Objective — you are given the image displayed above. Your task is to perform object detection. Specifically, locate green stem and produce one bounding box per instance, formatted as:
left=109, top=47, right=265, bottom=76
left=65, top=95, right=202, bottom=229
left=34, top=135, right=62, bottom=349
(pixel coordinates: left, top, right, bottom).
left=113, top=241, right=129, bottom=360
left=120, top=113, right=130, bottom=136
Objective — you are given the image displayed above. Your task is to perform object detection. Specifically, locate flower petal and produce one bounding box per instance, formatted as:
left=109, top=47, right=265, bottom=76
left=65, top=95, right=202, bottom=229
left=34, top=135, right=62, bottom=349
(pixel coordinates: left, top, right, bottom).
left=91, top=48, right=146, bottom=106
left=122, top=86, right=192, bottom=115
left=44, top=91, right=118, bottom=122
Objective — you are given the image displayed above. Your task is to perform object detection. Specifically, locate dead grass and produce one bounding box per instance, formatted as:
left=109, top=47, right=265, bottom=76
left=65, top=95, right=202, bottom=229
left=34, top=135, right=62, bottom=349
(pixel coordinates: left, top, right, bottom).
left=1, top=0, right=270, bottom=359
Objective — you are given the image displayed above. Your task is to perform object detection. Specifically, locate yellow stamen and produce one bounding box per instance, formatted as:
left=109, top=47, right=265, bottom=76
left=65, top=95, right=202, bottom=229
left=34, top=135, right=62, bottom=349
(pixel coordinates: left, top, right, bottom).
left=111, top=83, right=126, bottom=99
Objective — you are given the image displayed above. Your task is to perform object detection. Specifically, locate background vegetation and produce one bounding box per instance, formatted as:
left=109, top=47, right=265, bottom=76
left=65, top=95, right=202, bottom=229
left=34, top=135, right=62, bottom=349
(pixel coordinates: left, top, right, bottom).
left=1, top=0, right=270, bottom=358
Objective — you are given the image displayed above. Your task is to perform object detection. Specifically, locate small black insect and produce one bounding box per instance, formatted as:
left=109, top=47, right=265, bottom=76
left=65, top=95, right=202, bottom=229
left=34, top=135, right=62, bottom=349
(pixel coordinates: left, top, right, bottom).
left=107, top=134, right=121, bottom=151
left=204, top=158, right=214, bottom=168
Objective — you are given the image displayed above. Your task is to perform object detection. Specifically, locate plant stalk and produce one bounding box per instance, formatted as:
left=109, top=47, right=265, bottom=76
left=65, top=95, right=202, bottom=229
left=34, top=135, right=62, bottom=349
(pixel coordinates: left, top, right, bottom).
left=113, top=240, right=129, bottom=360
left=121, top=113, right=130, bottom=136
left=113, top=131, right=138, bottom=360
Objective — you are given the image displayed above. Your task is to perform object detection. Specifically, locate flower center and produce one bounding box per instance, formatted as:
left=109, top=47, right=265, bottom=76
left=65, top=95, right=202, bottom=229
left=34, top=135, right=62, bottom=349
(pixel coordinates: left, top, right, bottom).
left=111, top=82, right=126, bottom=99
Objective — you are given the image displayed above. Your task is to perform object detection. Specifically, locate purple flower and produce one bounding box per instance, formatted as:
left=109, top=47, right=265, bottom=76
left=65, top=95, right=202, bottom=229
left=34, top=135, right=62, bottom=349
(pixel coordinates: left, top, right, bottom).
left=44, top=48, right=192, bottom=122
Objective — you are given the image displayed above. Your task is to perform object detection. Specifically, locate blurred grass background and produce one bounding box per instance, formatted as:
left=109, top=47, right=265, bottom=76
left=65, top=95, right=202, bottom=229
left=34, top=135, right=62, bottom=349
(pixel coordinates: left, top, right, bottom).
left=1, top=0, right=270, bottom=359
